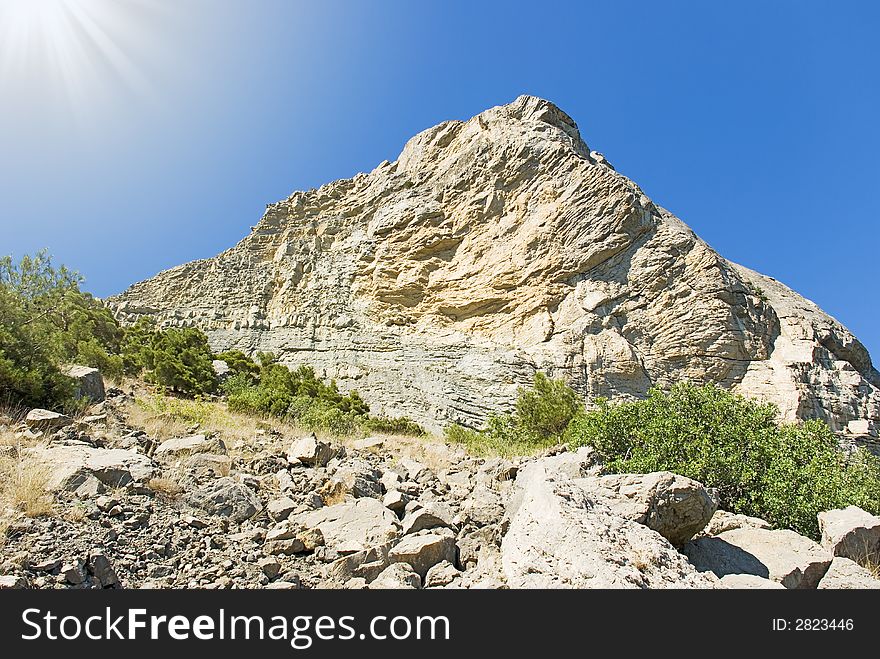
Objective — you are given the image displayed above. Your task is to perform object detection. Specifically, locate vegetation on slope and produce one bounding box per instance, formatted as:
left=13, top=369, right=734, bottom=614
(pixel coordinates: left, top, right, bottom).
left=446, top=376, right=880, bottom=538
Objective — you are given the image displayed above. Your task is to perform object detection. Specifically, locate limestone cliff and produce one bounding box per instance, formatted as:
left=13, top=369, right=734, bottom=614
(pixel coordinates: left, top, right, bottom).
left=110, top=96, right=880, bottom=436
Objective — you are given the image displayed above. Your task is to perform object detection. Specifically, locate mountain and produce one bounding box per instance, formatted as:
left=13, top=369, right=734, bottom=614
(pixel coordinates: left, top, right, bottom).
left=109, top=96, right=879, bottom=437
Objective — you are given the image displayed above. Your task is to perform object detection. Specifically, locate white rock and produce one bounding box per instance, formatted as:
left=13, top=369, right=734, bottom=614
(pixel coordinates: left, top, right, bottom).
left=717, top=574, right=785, bottom=589
left=295, top=498, right=401, bottom=554
left=502, top=456, right=715, bottom=588
left=24, top=409, right=72, bottom=430
left=683, top=528, right=832, bottom=589
left=817, top=557, right=880, bottom=589
left=368, top=562, right=421, bottom=589
left=154, top=434, right=226, bottom=458
left=287, top=434, right=335, bottom=467
left=25, top=445, right=157, bottom=492
left=575, top=471, right=717, bottom=546
left=817, top=506, right=880, bottom=566
left=388, top=531, right=456, bottom=579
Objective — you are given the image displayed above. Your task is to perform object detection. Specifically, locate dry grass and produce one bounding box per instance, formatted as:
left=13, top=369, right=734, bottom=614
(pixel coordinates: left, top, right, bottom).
left=65, top=505, right=88, bottom=523
left=0, top=452, right=54, bottom=519
left=147, top=477, right=185, bottom=498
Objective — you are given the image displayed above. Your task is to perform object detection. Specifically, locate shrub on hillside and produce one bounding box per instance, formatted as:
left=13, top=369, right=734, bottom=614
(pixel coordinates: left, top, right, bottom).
left=564, top=383, right=880, bottom=539
left=214, top=349, right=260, bottom=383
left=445, top=372, right=581, bottom=454
left=121, top=318, right=218, bottom=396
left=0, top=251, right=122, bottom=411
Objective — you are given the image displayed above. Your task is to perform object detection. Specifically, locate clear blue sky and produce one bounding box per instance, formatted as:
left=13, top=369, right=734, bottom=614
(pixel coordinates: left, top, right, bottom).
left=1, top=1, right=878, bottom=360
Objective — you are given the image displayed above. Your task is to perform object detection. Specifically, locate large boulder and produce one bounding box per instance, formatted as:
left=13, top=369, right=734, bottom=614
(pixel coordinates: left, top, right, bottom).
left=62, top=365, right=105, bottom=402
left=683, top=528, right=832, bottom=589
left=702, top=510, right=772, bottom=536
left=576, top=471, right=717, bottom=547
left=368, top=563, right=421, bottom=589
left=717, top=574, right=785, bottom=589
left=24, top=409, right=72, bottom=431
left=318, top=460, right=382, bottom=502
left=186, top=477, right=262, bottom=523
left=388, top=530, right=457, bottom=579
left=817, top=557, right=880, bottom=589
left=295, top=498, right=401, bottom=554
left=287, top=434, right=335, bottom=467
left=25, top=445, right=157, bottom=492
left=501, top=456, right=715, bottom=588
left=817, top=506, right=880, bottom=566
left=154, top=434, right=227, bottom=459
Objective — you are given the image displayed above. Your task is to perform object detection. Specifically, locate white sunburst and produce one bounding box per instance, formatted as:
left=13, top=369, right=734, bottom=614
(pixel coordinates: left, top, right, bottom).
left=0, top=0, right=163, bottom=115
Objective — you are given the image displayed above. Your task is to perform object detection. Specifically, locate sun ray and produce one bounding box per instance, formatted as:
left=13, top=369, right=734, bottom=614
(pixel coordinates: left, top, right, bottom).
left=0, top=0, right=165, bottom=117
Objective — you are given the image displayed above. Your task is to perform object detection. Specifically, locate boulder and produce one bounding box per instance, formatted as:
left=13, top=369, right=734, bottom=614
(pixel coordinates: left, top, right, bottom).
left=501, top=456, right=715, bottom=588
left=460, top=485, right=504, bottom=528
left=702, top=510, right=772, bottom=536
left=817, top=506, right=880, bottom=566
left=352, top=437, right=384, bottom=453
left=683, top=528, right=832, bottom=588
left=186, top=477, right=262, bottom=523
left=576, top=471, right=718, bottom=546
left=0, top=575, right=28, bottom=589
left=319, top=460, right=382, bottom=502
left=717, top=574, right=785, bottom=589
left=324, top=544, right=392, bottom=583
left=62, top=365, right=105, bottom=402
left=287, top=434, right=335, bottom=467
left=212, top=359, right=230, bottom=378
left=369, top=563, right=421, bottom=589
left=401, top=502, right=456, bottom=535
left=154, top=434, right=226, bottom=459
left=25, top=445, right=157, bottom=492
left=88, top=551, right=120, bottom=588
left=24, top=409, right=72, bottom=431
left=388, top=530, right=457, bottom=579
left=266, top=496, right=298, bottom=522
left=295, top=498, right=401, bottom=554
left=817, top=557, right=880, bottom=589
left=383, top=490, right=409, bottom=514
left=424, top=560, right=461, bottom=588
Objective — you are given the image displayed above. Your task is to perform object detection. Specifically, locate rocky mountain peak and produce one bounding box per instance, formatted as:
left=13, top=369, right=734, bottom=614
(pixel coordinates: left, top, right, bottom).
left=109, top=97, right=879, bottom=439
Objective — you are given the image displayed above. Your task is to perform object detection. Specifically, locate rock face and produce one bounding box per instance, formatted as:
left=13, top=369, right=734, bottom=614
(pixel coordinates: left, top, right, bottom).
left=109, top=95, right=880, bottom=436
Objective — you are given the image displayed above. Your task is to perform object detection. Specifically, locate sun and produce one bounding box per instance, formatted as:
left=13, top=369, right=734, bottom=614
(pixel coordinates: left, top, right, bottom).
left=0, top=0, right=156, bottom=112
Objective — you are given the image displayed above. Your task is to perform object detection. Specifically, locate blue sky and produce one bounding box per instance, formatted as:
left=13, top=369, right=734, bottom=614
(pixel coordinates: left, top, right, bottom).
left=1, top=1, right=878, bottom=360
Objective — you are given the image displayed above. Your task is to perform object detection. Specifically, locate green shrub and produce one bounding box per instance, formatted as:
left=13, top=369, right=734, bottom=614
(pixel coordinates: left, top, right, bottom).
left=363, top=415, right=426, bottom=437
left=225, top=355, right=371, bottom=435
left=121, top=319, right=218, bottom=396
left=515, top=372, right=582, bottom=438
left=444, top=372, right=580, bottom=455
left=565, top=383, right=880, bottom=539
left=0, top=251, right=122, bottom=411
left=214, top=349, right=260, bottom=382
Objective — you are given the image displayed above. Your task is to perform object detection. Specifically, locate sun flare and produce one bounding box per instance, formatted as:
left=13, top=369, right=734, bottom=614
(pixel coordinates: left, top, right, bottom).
left=0, top=0, right=157, bottom=111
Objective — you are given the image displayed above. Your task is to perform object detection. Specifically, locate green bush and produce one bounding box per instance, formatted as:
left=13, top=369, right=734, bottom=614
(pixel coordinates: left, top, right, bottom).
left=564, top=383, right=880, bottom=539
left=515, top=372, right=582, bottom=438
left=214, top=349, right=260, bottom=382
left=0, top=251, right=122, bottom=411
left=121, top=319, right=218, bottom=396
left=226, top=356, right=371, bottom=434
left=445, top=372, right=580, bottom=455
left=363, top=415, right=426, bottom=437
